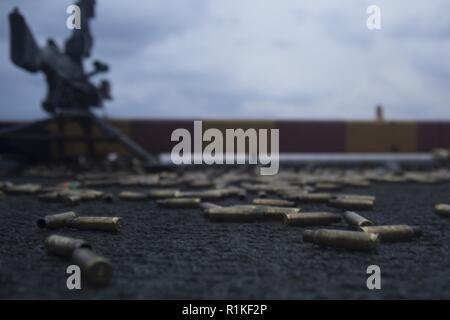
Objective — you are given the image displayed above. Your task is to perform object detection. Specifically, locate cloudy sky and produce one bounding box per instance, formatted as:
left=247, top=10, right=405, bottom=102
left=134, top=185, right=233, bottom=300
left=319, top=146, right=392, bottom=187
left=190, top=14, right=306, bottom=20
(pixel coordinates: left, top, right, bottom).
left=0, top=0, right=449, bottom=120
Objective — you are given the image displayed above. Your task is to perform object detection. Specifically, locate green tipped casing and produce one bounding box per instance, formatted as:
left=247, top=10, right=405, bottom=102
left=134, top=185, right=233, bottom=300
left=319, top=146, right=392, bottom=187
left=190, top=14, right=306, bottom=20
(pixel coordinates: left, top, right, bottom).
left=37, top=211, right=78, bottom=229
left=284, top=212, right=341, bottom=227
left=303, top=229, right=379, bottom=253
left=71, top=248, right=112, bottom=287
left=45, top=234, right=92, bottom=258
left=361, top=225, right=422, bottom=242
left=67, top=217, right=121, bottom=232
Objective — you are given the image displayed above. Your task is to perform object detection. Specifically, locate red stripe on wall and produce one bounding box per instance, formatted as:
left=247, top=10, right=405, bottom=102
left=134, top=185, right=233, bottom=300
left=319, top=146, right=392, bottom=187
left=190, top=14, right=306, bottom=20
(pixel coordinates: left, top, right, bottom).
left=417, top=122, right=450, bottom=152
left=129, top=120, right=193, bottom=153
left=276, top=121, right=346, bottom=153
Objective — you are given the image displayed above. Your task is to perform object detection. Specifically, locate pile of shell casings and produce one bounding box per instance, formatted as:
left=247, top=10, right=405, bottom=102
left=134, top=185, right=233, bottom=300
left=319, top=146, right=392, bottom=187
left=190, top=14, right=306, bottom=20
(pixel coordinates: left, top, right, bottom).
left=36, top=211, right=120, bottom=286
left=4, top=163, right=449, bottom=282
left=45, top=235, right=112, bottom=286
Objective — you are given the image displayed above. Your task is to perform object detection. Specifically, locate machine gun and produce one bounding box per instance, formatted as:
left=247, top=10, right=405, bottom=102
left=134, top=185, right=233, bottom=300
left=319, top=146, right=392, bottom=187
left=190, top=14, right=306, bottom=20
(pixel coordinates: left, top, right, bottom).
left=0, top=1, right=155, bottom=163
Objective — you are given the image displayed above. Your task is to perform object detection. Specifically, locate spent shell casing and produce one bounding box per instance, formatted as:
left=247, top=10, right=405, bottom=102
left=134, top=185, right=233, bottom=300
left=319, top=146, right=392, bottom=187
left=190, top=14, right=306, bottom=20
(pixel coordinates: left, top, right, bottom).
left=37, top=211, right=78, bottom=229
left=148, top=189, right=179, bottom=199
left=205, top=205, right=262, bottom=222
left=315, top=183, right=342, bottom=191
left=435, top=204, right=450, bottom=217
left=119, top=191, right=148, bottom=201
left=45, top=235, right=91, bottom=258
left=343, top=211, right=374, bottom=229
left=336, top=194, right=376, bottom=201
left=0, top=181, right=13, bottom=190
left=74, top=189, right=105, bottom=201
left=328, top=197, right=374, bottom=210
left=63, top=195, right=81, bottom=206
left=71, top=248, right=112, bottom=287
left=6, top=183, right=41, bottom=194
left=157, top=198, right=201, bottom=208
left=284, top=212, right=341, bottom=227
left=303, top=229, right=379, bottom=252
left=256, top=206, right=300, bottom=220
left=297, top=193, right=331, bottom=203
left=199, top=202, right=222, bottom=211
left=38, top=192, right=63, bottom=202
left=252, top=198, right=295, bottom=207
left=361, top=225, right=422, bottom=242
left=67, top=217, right=121, bottom=233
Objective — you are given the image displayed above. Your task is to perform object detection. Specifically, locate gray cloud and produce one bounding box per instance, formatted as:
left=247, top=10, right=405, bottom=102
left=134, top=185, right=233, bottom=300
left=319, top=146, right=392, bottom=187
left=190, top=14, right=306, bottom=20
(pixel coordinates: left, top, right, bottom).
left=0, top=0, right=449, bottom=120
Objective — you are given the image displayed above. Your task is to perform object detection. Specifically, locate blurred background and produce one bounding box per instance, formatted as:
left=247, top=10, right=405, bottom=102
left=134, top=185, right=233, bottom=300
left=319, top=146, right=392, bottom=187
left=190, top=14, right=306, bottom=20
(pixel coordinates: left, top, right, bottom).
left=1, top=0, right=449, bottom=121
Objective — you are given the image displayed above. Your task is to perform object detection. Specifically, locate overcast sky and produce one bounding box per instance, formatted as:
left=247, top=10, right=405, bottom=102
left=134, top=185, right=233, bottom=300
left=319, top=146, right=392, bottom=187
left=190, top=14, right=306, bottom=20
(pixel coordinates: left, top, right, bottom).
left=0, top=0, right=449, bottom=120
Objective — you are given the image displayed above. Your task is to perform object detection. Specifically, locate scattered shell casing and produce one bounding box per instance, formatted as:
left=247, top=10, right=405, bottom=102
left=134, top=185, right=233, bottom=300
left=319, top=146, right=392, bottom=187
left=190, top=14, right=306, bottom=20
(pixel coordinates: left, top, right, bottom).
left=119, top=191, right=148, bottom=201
left=5, top=183, right=41, bottom=194
left=38, top=192, right=63, bottom=202
left=67, top=217, right=121, bottom=233
left=63, top=195, right=81, bottom=206
left=147, top=189, right=179, bottom=199
left=361, top=225, right=422, bottom=242
left=328, top=196, right=374, bottom=210
left=343, top=211, right=374, bottom=229
left=205, top=205, right=263, bottom=222
left=336, top=194, right=376, bottom=201
left=37, top=211, right=78, bottom=229
left=303, top=229, right=379, bottom=253
left=199, top=202, right=222, bottom=211
left=45, top=235, right=91, bottom=258
left=71, top=248, right=112, bottom=287
left=314, top=183, right=342, bottom=191
left=435, top=204, right=450, bottom=217
left=297, top=193, right=331, bottom=203
left=70, top=189, right=104, bottom=201
left=284, top=212, right=341, bottom=227
left=157, top=198, right=201, bottom=208
left=256, top=205, right=300, bottom=220
left=252, top=198, right=295, bottom=207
